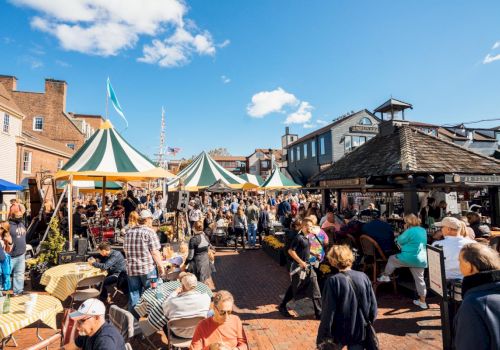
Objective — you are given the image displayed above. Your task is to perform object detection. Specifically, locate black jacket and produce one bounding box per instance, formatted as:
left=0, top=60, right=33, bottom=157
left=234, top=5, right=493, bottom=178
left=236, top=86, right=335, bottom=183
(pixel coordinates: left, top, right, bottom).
left=317, top=270, right=377, bottom=346
left=454, top=270, right=500, bottom=350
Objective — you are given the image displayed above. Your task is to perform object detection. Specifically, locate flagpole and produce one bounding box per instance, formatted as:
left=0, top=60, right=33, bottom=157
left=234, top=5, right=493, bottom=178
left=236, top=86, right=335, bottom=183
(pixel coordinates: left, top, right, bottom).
left=105, top=78, right=109, bottom=121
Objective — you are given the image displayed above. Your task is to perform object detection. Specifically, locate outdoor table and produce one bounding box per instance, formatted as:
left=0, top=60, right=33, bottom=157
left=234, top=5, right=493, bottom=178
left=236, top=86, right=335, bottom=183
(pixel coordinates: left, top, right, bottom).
left=40, top=262, right=108, bottom=301
left=0, top=294, right=63, bottom=342
left=491, top=230, right=500, bottom=236
left=135, top=280, right=213, bottom=331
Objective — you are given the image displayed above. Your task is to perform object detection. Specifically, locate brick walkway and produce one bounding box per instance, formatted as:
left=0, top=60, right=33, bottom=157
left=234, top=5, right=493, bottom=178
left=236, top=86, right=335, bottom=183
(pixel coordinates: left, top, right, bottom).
left=213, top=248, right=443, bottom=350
left=10, top=248, right=443, bottom=349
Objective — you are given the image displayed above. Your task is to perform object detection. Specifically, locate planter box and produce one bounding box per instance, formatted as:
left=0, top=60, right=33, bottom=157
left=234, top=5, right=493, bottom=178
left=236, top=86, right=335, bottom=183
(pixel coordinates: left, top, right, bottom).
left=262, top=243, right=286, bottom=266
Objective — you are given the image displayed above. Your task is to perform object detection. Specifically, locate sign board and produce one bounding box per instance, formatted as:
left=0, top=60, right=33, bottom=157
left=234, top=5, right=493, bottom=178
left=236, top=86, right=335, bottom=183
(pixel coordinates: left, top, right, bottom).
left=427, top=244, right=446, bottom=297
left=177, top=190, right=190, bottom=212
left=445, top=174, right=500, bottom=185
left=320, top=178, right=366, bottom=188
left=349, top=125, right=379, bottom=133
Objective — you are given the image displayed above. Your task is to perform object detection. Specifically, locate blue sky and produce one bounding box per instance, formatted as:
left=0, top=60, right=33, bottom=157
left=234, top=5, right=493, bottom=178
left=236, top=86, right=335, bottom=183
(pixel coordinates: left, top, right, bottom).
left=1, top=0, right=500, bottom=160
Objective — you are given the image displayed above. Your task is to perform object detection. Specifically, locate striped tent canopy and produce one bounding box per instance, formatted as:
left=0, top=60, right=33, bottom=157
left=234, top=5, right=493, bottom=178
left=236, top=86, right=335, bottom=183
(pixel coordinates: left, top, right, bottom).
left=260, top=167, right=301, bottom=190
left=239, top=173, right=264, bottom=187
left=55, top=120, right=174, bottom=181
left=167, top=151, right=257, bottom=192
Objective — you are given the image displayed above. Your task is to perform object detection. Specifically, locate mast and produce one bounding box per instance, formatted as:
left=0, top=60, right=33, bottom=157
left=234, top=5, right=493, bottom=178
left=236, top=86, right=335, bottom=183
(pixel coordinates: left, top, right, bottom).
left=155, top=106, right=166, bottom=168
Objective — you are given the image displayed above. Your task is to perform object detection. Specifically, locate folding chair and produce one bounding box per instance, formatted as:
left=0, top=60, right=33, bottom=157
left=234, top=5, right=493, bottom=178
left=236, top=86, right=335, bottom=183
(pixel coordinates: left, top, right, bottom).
left=108, top=305, right=157, bottom=350
left=69, top=275, right=106, bottom=308
left=166, top=316, right=205, bottom=350
left=359, top=234, right=397, bottom=294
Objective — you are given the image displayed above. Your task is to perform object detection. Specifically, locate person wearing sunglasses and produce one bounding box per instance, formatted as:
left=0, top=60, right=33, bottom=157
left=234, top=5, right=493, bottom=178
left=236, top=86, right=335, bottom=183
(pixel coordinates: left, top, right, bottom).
left=65, top=298, right=125, bottom=350
left=190, top=290, right=248, bottom=350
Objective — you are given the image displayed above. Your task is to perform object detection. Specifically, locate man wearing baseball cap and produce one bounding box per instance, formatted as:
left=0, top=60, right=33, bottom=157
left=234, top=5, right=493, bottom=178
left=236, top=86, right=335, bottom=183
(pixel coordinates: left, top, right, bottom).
left=432, top=217, right=475, bottom=280
left=66, top=298, right=125, bottom=349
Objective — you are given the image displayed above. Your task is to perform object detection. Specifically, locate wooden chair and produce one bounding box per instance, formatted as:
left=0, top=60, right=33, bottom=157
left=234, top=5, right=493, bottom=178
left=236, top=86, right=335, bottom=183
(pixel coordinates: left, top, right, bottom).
left=24, top=332, right=61, bottom=350
left=359, top=234, right=397, bottom=294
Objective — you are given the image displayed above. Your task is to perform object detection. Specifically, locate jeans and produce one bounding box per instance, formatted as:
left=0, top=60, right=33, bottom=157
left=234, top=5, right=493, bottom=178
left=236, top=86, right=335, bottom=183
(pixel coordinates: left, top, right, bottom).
left=247, top=223, right=257, bottom=246
left=11, top=255, right=25, bottom=295
left=127, top=269, right=154, bottom=316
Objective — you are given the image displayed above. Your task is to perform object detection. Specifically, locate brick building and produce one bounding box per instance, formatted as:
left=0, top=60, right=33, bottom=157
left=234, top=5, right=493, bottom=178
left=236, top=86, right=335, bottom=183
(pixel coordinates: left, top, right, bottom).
left=212, top=156, right=247, bottom=175
left=0, top=75, right=104, bottom=191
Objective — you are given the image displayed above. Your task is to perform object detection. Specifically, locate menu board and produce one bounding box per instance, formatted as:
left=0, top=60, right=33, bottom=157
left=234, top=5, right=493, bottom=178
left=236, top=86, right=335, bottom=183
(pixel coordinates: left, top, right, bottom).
left=427, top=245, right=445, bottom=297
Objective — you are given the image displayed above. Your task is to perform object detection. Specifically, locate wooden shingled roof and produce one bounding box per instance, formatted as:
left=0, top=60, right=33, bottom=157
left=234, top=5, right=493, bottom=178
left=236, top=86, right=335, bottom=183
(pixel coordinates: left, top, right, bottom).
left=311, top=125, right=500, bottom=182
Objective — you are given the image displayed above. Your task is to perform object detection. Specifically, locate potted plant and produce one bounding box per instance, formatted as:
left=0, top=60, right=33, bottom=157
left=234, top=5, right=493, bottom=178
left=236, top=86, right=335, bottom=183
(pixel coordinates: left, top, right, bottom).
left=27, top=217, right=66, bottom=290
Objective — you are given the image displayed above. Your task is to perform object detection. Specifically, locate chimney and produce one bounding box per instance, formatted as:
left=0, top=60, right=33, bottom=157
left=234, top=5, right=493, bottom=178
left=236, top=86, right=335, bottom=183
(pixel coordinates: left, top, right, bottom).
left=45, top=78, right=67, bottom=112
left=285, top=126, right=290, bottom=135
left=379, top=119, right=410, bottom=136
left=0, top=75, right=17, bottom=92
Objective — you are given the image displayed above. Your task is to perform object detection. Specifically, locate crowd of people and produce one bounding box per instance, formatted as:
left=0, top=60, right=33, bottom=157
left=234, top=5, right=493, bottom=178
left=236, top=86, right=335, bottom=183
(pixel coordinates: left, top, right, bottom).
left=1, top=188, right=498, bottom=350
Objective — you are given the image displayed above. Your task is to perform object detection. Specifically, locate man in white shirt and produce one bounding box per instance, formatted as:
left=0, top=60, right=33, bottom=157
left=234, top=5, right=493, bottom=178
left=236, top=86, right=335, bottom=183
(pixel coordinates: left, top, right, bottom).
left=162, top=272, right=211, bottom=338
left=432, top=217, right=475, bottom=280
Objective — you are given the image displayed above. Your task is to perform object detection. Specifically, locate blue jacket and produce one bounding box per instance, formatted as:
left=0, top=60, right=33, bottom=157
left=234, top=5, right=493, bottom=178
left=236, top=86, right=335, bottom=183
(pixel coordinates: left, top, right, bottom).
left=92, top=250, right=126, bottom=275
left=454, top=270, right=500, bottom=350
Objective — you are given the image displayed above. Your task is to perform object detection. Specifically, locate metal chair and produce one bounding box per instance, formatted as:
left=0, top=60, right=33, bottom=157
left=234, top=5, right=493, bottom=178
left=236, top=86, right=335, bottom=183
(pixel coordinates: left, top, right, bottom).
left=69, top=275, right=106, bottom=307
left=108, top=305, right=156, bottom=349
left=166, top=316, right=205, bottom=350
left=359, top=234, right=397, bottom=294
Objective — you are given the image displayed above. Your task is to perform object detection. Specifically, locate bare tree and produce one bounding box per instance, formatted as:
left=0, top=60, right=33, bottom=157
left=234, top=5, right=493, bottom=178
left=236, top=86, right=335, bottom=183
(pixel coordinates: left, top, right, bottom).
left=207, top=148, right=231, bottom=157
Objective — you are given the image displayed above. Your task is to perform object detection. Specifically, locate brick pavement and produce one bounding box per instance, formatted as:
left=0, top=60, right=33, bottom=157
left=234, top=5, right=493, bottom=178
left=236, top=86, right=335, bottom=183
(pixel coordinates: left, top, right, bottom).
left=10, top=248, right=443, bottom=349
left=212, top=248, right=443, bottom=350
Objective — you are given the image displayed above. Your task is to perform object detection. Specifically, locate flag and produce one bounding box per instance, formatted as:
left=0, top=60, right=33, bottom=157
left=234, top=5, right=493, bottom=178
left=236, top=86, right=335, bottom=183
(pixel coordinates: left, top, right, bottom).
left=167, top=147, right=181, bottom=156
left=106, top=77, right=128, bottom=128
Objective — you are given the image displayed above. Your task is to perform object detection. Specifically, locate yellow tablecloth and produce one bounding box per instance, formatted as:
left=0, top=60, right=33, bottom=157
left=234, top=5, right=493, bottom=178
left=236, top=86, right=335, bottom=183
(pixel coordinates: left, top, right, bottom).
left=0, top=294, right=63, bottom=339
left=40, top=263, right=107, bottom=301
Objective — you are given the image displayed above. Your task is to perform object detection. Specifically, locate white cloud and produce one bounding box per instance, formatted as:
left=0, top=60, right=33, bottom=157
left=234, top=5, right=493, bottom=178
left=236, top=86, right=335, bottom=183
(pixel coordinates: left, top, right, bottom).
left=19, top=55, right=43, bottom=69
left=285, top=101, right=313, bottom=124
left=55, top=59, right=71, bottom=67
left=316, top=119, right=328, bottom=125
left=12, top=0, right=223, bottom=67
left=218, top=39, right=230, bottom=48
left=303, top=123, right=316, bottom=129
left=483, top=53, right=500, bottom=64
left=247, top=87, right=299, bottom=118
left=221, top=75, right=231, bottom=84
left=493, top=41, right=500, bottom=50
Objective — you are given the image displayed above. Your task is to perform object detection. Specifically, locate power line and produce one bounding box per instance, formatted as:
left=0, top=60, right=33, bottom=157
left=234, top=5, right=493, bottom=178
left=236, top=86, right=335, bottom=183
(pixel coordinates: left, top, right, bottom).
left=440, top=118, right=500, bottom=128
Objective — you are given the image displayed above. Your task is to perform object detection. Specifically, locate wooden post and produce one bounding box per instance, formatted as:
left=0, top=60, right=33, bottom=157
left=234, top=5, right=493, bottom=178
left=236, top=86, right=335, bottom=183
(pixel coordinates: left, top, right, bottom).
left=67, top=175, right=73, bottom=251
left=101, top=176, right=107, bottom=218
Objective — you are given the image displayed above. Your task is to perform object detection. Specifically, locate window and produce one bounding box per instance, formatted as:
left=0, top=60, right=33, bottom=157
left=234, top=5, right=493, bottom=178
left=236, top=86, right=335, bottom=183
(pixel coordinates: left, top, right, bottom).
left=23, top=151, right=32, bottom=173
left=57, top=159, right=64, bottom=170
left=3, top=114, right=9, bottom=133
left=320, top=137, right=325, bottom=155
left=261, top=160, right=269, bottom=168
left=344, top=135, right=367, bottom=151
left=296, top=146, right=300, bottom=161
left=290, top=149, right=294, bottom=162
left=303, top=143, right=308, bottom=159
left=66, top=143, right=75, bottom=150
left=311, top=140, right=316, bottom=157
left=33, top=116, right=44, bottom=131
left=359, top=117, right=372, bottom=125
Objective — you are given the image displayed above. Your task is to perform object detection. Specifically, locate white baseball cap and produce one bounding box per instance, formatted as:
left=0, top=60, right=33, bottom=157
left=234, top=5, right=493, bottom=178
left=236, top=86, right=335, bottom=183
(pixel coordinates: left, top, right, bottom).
left=434, top=217, right=461, bottom=230
left=69, top=298, right=105, bottom=320
left=140, top=209, right=153, bottom=219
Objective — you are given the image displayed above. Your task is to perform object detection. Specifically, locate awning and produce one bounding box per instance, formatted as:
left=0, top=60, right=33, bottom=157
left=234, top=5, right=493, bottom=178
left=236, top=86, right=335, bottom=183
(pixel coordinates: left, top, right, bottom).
left=0, top=179, right=23, bottom=192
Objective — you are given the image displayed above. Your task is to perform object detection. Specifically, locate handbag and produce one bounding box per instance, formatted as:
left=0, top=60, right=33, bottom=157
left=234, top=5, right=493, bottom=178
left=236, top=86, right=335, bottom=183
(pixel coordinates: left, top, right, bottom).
left=342, top=272, right=379, bottom=350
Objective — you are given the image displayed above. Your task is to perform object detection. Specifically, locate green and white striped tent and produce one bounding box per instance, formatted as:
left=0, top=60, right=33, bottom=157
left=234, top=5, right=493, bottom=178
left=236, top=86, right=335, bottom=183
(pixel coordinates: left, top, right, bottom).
left=260, top=167, right=301, bottom=190
left=55, top=120, right=174, bottom=181
left=239, top=173, right=264, bottom=187
left=167, top=151, right=257, bottom=191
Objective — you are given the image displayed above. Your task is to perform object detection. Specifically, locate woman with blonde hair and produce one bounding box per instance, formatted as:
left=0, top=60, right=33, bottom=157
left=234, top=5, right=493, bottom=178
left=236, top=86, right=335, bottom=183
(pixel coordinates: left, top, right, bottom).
left=377, top=213, right=428, bottom=309
left=317, top=245, right=377, bottom=349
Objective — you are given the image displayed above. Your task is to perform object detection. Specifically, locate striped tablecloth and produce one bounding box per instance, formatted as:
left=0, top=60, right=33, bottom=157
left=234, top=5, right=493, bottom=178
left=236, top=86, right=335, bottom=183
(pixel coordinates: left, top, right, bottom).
left=40, top=263, right=108, bottom=301
left=135, top=280, right=213, bottom=331
left=0, top=294, right=63, bottom=339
